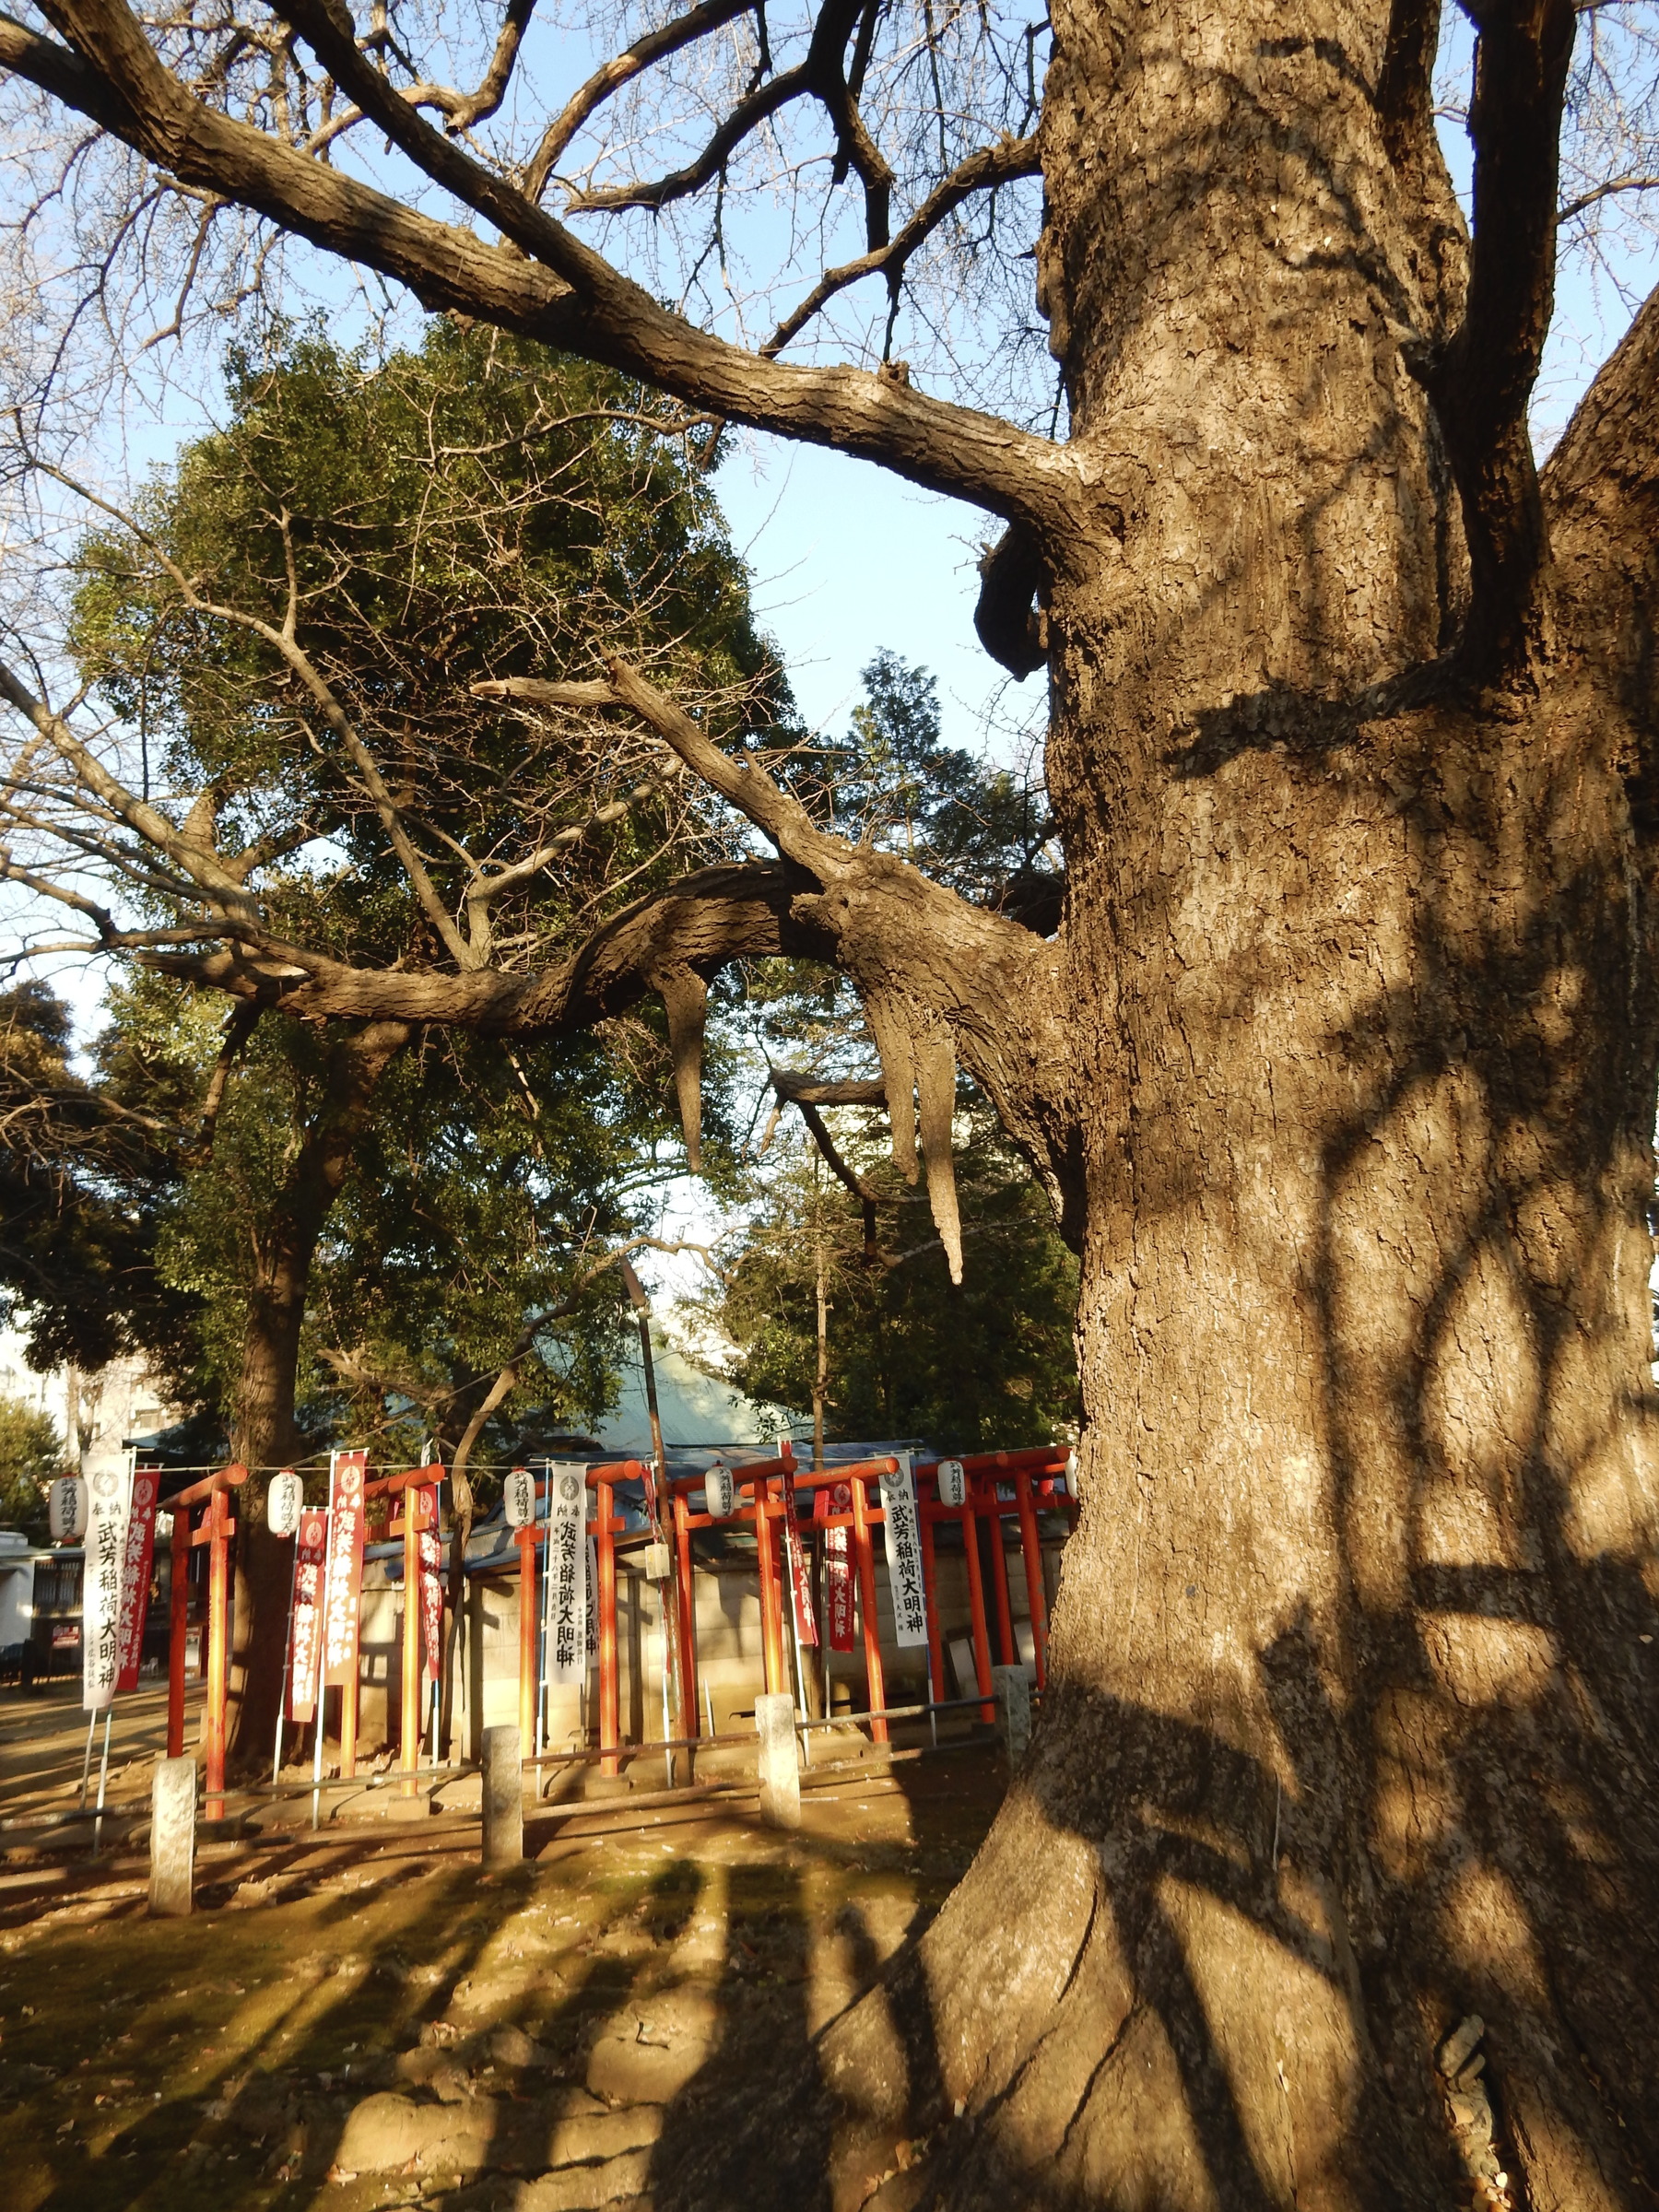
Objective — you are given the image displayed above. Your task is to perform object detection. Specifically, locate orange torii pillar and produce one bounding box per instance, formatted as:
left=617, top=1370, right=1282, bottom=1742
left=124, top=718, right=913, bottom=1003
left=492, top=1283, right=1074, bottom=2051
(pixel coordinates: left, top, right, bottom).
left=672, top=1450, right=799, bottom=1740
left=159, top=1463, right=250, bottom=1821
left=848, top=1465, right=890, bottom=1745
left=517, top=1515, right=538, bottom=1759
left=586, top=1463, right=644, bottom=1779
left=725, top=1450, right=798, bottom=1700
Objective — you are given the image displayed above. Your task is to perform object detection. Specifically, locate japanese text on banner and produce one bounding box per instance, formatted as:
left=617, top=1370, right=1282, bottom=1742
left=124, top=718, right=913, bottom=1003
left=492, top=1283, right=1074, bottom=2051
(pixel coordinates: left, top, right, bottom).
left=878, top=1455, right=928, bottom=1647
left=82, top=1465, right=129, bottom=1712
left=114, top=1470, right=159, bottom=1692
left=416, top=1480, right=443, bottom=1680
left=815, top=1483, right=855, bottom=1652
left=779, top=1465, right=818, bottom=1647
left=547, top=1466, right=588, bottom=1687
left=322, top=1453, right=368, bottom=1687
left=288, top=1508, right=330, bottom=1724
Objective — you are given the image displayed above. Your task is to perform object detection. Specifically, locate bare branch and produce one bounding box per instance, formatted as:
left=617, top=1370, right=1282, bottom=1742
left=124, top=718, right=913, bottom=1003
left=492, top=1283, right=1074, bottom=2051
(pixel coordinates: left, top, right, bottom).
left=761, top=132, right=1040, bottom=359
left=3, top=0, right=1080, bottom=529
left=523, top=0, right=756, bottom=202
left=1558, top=171, right=1659, bottom=222
left=0, top=655, right=259, bottom=919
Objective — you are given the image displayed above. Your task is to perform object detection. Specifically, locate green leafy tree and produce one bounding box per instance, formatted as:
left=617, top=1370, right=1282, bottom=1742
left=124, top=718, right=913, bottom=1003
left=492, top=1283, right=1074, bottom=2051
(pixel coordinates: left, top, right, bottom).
left=0, top=1394, right=65, bottom=1540
left=52, top=321, right=785, bottom=1751
left=703, top=654, right=1075, bottom=1453
left=0, top=981, right=203, bottom=1386
left=710, top=1108, right=1078, bottom=1455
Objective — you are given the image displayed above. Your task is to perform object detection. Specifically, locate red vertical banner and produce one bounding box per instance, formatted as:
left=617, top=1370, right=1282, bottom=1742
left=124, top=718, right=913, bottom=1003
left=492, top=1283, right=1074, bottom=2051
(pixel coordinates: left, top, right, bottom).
left=417, top=1481, right=443, bottom=1679
left=322, top=1451, right=368, bottom=1687
left=288, top=1507, right=329, bottom=1724
left=815, top=1482, right=854, bottom=1652
left=779, top=1465, right=818, bottom=1647
left=114, top=1469, right=159, bottom=1693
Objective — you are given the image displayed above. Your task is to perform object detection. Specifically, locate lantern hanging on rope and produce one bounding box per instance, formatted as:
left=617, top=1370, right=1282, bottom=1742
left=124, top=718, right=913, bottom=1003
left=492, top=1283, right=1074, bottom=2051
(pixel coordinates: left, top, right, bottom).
left=704, top=1463, right=735, bottom=1520
left=266, top=1469, right=304, bottom=1537
left=49, top=1475, right=88, bottom=1541
left=503, top=1466, right=536, bottom=1528
left=936, top=1460, right=968, bottom=1510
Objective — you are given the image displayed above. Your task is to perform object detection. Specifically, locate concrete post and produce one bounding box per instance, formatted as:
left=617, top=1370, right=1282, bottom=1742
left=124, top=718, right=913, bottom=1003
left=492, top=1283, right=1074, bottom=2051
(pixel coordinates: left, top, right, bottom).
left=993, top=1665, right=1031, bottom=1766
left=149, top=1756, right=196, bottom=1916
left=755, top=1691, right=801, bottom=1830
left=481, top=1724, right=524, bottom=1868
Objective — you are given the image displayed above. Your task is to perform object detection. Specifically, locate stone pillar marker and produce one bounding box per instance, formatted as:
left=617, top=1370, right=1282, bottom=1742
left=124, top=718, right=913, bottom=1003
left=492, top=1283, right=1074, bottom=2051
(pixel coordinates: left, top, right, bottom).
left=755, top=1691, right=801, bottom=1830
left=993, top=1665, right=1031, bottom=1766
left=481, top=1724, right=524, bottom=1867
left=149, top=1756, right=196, bottom=1916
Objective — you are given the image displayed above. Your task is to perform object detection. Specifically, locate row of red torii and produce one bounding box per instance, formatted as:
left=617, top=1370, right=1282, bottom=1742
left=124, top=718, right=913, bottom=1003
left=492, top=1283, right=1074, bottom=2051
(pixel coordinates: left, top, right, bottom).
left=157, top=1441, right=1078, bottom=1819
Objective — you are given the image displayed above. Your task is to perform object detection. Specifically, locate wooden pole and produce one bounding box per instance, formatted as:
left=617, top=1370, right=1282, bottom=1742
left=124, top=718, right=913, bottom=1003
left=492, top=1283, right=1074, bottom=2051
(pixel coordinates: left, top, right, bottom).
left=919, top=1501, right=945, bottom=1708
left=619, top=1261, right=688, bottom=1759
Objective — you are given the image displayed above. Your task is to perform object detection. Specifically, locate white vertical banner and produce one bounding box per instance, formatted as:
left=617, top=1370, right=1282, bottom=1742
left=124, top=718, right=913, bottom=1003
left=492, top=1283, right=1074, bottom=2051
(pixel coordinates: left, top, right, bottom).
left=82, top=1457, right=132, bottom=1712
left=547, top=1465, right=589, bottom=1686
left=878, top=1453, right=928, bottom=1648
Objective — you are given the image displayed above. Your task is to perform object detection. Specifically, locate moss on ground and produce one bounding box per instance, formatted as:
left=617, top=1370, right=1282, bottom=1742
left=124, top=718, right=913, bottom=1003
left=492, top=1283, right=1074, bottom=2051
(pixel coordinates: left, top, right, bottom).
left=0, top=1751, right=1000, bottom=2210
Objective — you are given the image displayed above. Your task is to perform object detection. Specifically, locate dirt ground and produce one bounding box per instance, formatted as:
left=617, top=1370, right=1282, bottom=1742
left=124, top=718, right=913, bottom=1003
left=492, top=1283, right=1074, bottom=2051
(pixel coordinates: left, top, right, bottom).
left=0, top=1685, right=1005, bottom=2212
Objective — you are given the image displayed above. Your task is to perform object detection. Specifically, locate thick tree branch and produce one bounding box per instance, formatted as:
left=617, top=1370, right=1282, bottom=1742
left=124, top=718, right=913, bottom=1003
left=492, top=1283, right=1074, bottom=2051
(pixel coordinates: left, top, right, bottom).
left=136, top=859, right=837, bottom=1026
left=4, top=1, right=1079, bottom=531
left=1542, top=278, right=1659, bottom=749
left=1429, top=0, right=1576, bottom=677
left=474, top=664, right=1077, bottom=1253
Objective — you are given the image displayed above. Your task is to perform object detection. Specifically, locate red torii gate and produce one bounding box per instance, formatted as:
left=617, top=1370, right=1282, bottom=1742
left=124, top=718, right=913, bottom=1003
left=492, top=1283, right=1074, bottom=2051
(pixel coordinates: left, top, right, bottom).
left=160, top=1461, right=250, bottom=1822
left=668, top=1451, right=904, bottom=1742
left=912, top=1444, right=1077, bottom=1714
left=508, top=1463, right=641, bottom=1783
left=510, top=1444, right=1079, bottom=1780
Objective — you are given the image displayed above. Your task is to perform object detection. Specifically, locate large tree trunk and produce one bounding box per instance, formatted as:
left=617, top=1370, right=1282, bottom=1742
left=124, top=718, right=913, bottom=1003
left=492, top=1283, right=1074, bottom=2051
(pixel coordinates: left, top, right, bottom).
left=888, top=694, right=1659, bottom=2208
left=692, top=18, right=1659, bottom=2212
left=224, top=1018, right=411, bottom=1761
left=16, top=0, right=1659, bottom=2190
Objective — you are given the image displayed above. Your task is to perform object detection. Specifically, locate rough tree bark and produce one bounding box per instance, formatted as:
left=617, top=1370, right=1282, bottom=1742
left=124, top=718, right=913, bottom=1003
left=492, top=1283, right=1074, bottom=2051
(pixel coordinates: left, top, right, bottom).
left=6, top=0, right=1659, bottom=2197
left=223, top=1018, right=410, bottom=1761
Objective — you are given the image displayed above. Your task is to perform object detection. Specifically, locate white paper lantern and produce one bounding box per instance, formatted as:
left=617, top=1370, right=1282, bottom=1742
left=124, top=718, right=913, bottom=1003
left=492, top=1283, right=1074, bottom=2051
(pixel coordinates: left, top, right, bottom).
left=266, top=1470, right=304, bottom=1538
left=704, top=1464, right=735, bottom=1520
left=503, top=1465, right=537, bottom=1528
left=1060, top=1449, right=1077, bottom=1498
left=49, top=1475, right=88, bottom=1542
left=935, top=1459, right=968, bottom=1510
